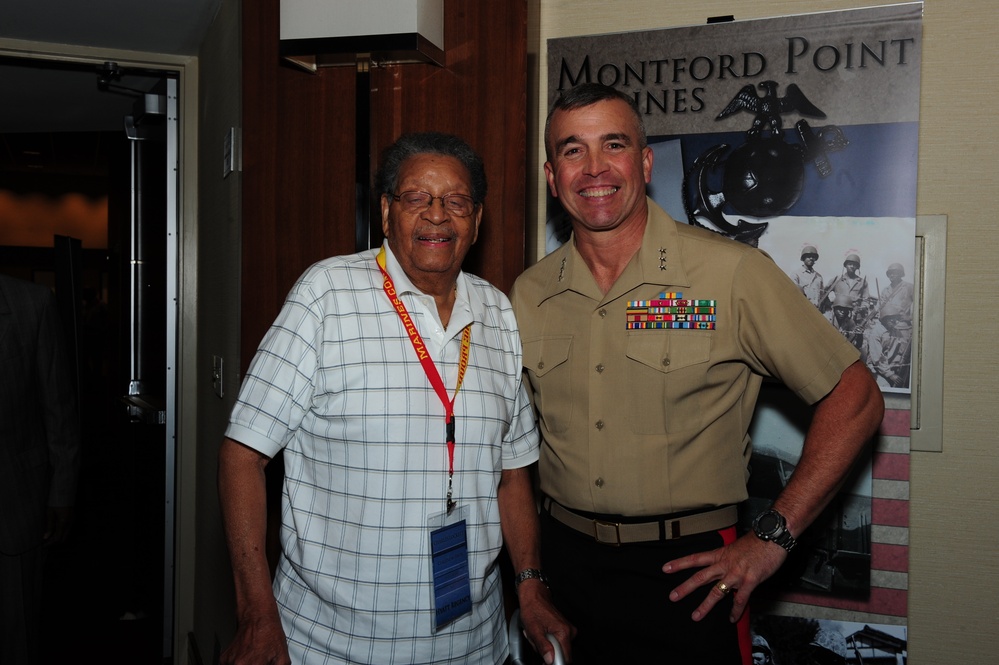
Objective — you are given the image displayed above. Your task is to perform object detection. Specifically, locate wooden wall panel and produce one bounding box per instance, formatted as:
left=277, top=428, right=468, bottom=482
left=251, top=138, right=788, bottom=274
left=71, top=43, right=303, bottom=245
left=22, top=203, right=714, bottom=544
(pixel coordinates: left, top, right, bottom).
left=368, top=0, right=528, bottom=294
left=241, top=0, right=358, bottom=368
left=243, top=0, right=527, bottom=367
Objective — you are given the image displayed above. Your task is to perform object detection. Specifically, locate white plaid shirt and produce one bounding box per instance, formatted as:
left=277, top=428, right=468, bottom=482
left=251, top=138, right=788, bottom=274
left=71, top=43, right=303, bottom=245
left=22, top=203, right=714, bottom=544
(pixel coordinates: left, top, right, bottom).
left=226, top=243, right=539, bottom=664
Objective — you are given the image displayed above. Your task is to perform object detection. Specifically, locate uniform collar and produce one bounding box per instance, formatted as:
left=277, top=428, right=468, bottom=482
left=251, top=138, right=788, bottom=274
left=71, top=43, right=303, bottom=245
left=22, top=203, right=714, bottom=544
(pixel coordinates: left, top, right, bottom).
left=537, top=198, right=691, bottom=305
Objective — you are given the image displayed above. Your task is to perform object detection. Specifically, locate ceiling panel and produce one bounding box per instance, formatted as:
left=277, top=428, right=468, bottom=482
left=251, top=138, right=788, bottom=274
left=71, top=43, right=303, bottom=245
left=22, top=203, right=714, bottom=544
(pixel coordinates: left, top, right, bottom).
left=1, top=0, right=217, bottom=185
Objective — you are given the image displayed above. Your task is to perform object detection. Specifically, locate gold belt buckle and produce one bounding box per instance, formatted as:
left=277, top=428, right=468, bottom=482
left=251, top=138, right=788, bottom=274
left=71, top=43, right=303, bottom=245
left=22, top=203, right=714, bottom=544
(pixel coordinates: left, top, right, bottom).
left=593, top=519, right=623, bottom=546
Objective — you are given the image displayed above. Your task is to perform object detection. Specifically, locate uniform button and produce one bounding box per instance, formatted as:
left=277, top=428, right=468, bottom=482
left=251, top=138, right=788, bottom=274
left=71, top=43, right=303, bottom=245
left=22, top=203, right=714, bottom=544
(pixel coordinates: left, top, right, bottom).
left=662, top=356, right=671, bottom=367
left=595, top=477, right=604, bottom=487
left=599, top=309, right=607, bottom=318
left=595, top=420, right=604, bottom=430
left=595, top=364, right=605, bottom=373
left=538, top=361, right=545, bottom=370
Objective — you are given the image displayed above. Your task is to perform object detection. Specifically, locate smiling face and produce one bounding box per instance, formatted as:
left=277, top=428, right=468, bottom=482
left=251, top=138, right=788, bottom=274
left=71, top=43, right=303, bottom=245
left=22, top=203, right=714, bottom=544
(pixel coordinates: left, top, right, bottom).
left=381, top=153, right=481, bottom=296
left=544, top=98, right=653, bottom=238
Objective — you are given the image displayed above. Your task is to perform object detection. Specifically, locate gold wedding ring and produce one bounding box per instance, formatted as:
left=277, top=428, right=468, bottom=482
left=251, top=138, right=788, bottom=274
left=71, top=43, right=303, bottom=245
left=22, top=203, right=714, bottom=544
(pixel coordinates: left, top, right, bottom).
left=715, top=581, right=732, bottom=595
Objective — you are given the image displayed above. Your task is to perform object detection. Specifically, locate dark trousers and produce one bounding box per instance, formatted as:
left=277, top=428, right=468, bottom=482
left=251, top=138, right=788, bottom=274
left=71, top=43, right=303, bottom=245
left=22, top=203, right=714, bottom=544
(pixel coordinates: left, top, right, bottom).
left=1, top=546, right=45, bottom=665
left=540, top=508, right=744, bottom=665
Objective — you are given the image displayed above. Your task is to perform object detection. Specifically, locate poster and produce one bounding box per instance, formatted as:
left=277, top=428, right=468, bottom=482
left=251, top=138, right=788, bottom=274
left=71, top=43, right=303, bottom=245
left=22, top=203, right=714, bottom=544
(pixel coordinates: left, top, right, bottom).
left=546, top=2, right=920, bottom=653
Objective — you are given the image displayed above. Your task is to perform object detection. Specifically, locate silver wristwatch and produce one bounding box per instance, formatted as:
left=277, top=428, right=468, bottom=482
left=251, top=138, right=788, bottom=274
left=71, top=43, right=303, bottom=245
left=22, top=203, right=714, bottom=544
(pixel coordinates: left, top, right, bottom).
left=514, top=568, right=549, bottom=589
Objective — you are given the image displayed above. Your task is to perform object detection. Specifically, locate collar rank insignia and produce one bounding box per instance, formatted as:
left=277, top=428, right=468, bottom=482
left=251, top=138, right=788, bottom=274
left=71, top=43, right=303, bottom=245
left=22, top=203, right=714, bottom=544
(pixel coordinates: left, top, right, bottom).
left=625, top=291, right=717, bottom=330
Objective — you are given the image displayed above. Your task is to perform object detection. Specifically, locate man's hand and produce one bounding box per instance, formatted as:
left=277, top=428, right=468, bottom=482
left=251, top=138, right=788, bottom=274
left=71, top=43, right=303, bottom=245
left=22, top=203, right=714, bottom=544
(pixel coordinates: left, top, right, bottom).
left=517, top=580, right=576, bottom=664
left=218, top=438, right=287, bottom=664
left=663, top=360, right=882, bottom=624
left=662, top=533, right=787, bottom=623
left=219, top=612, right=291, bottom=665
left=497, top=464, right=576, bottom=661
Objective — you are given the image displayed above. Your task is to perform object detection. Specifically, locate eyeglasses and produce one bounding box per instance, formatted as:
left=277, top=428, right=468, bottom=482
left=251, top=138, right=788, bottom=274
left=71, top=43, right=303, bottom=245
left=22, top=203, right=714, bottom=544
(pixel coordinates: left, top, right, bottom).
left=392, top=191, right=477, bottom=217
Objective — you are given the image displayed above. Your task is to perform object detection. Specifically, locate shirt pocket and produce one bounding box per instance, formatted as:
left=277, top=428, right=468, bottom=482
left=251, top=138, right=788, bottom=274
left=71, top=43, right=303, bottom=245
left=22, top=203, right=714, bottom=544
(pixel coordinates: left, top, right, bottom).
left=522, top=336, right=573, bottom=434
left=625, top=333, right=712, bottom=434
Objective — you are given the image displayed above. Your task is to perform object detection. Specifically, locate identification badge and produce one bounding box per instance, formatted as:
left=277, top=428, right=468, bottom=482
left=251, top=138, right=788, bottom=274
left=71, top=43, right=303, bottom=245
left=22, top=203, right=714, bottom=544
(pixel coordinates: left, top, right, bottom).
left=428, top=505, right=473, bottom=630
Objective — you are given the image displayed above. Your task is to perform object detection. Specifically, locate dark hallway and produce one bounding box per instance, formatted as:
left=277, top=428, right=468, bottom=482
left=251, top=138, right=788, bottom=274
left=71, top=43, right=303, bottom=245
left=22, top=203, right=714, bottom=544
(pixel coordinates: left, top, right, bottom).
left=39, top=424, right=166, bottom=665
left=0, top=242, right=169, bottom=665
left=2, top=58, right=174, bottom=665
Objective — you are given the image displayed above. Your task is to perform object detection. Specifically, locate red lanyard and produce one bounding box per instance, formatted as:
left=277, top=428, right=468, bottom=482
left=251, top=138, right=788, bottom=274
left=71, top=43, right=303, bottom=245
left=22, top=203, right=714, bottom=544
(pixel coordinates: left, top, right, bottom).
left=377, top=248, right=471, bottom=512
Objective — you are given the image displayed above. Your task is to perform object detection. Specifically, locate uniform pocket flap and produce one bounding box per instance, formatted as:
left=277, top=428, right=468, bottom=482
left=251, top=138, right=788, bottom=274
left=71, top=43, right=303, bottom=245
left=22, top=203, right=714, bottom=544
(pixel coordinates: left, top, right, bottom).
left=626, top=333, right=711, bottom=373
left=523, top=336, right=572, bottom=378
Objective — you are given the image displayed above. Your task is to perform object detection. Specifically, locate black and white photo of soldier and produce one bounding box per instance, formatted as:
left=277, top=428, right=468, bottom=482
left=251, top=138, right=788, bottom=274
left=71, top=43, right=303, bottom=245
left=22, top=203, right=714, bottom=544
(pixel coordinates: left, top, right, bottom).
left=752, top=633, right=778, bottom=665
left=821, top=252, right=870, bottom=314
left=753, top=216, right=916, bottom=395
left=824, top=291, right=870, bottom=362
left=792, top=244, right=824, bottom=307
left=865, top=263, right=914, bottom=390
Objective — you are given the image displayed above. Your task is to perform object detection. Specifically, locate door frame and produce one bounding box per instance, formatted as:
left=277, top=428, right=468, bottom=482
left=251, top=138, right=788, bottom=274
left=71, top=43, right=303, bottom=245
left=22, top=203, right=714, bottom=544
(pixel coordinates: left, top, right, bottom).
left=0, top=36, right=200, bottom=664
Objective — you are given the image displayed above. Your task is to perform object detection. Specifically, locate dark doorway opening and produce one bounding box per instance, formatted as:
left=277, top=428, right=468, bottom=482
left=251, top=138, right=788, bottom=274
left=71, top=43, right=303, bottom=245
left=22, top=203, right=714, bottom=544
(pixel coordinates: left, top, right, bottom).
left=0, top=55, right=174, bottom=665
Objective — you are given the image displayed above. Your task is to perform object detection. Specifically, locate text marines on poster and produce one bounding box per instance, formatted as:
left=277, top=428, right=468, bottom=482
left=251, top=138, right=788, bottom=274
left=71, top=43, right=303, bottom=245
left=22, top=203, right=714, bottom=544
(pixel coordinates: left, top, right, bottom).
left=544, top=2, right=921, bottom=654
left=545, top=2, right=922, bottom=269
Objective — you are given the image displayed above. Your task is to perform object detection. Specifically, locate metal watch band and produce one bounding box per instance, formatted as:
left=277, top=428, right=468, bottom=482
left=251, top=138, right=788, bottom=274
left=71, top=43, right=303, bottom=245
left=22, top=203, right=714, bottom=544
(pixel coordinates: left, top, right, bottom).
left=771, top=529, right=796, bottom=552
left=514, top=568, right=548, bottom=589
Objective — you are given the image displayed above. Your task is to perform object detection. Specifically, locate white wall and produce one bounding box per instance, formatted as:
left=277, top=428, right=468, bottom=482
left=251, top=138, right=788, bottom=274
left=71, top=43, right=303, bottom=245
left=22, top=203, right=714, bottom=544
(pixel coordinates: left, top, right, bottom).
left=528, top=1, right=999, bottom=661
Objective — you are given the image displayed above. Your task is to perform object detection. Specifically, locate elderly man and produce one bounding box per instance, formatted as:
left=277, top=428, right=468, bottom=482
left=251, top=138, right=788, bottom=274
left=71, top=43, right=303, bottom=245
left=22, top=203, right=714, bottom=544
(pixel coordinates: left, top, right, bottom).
left=219, top=132, right=570, bottom=665
left=510, top=84, right=884, bottom=663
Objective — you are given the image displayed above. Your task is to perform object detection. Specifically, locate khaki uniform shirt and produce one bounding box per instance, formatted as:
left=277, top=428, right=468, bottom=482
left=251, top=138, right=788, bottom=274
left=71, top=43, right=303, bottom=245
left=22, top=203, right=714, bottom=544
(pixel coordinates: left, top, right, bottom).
left=510, top=200, right=859, bottom=516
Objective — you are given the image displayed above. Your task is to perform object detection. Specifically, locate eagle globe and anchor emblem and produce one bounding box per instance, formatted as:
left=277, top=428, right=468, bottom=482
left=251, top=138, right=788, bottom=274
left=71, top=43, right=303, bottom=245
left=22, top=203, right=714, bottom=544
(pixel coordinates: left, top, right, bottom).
left=682, top=80, right=850, bottom=245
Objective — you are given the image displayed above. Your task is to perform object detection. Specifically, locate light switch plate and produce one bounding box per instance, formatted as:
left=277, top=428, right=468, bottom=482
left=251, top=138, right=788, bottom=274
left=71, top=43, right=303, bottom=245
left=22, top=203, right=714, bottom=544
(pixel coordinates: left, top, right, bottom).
left=212, top=355, right=224, bottom=398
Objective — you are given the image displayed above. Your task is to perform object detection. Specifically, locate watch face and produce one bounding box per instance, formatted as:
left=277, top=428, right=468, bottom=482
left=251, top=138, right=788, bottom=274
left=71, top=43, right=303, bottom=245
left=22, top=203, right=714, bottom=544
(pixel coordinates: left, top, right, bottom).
left=756, top=512, right=779, bottom=535
left=755, top=509, right=795, bottom=551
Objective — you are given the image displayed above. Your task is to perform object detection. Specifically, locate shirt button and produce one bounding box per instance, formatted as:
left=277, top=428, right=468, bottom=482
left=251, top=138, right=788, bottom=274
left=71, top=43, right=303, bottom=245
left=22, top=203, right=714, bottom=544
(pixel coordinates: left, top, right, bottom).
left=595, top=364, right=604, bottom=373
left=537, top=361, right=545, bottom=370
left=662, top=356, right=671, bottom=367
left=599, top=309, right=607, bottom=318
left=595, top=420, right=604, bottom=430
left=595, top=477, right=604, bottom=487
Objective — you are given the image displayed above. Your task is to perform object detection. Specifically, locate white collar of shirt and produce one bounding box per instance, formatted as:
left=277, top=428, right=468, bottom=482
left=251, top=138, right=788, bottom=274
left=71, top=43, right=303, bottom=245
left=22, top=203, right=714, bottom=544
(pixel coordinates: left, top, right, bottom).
left=381, top=242, right=474, bottom=355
